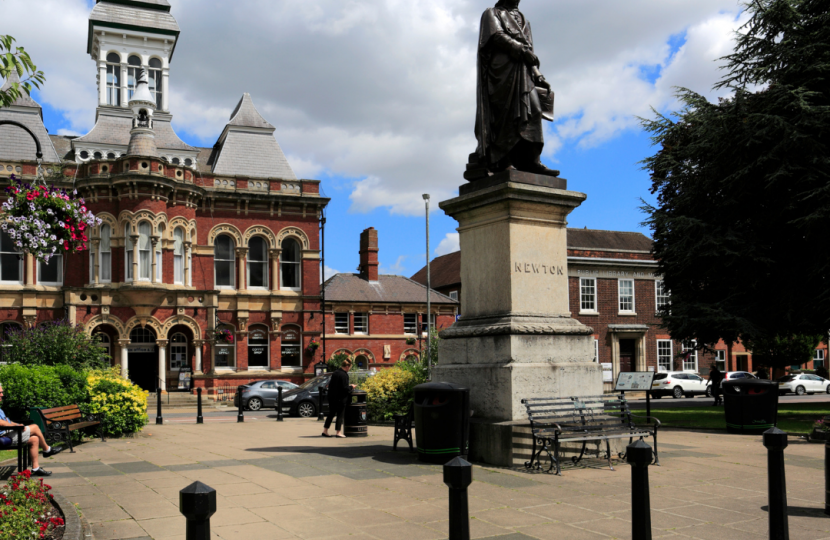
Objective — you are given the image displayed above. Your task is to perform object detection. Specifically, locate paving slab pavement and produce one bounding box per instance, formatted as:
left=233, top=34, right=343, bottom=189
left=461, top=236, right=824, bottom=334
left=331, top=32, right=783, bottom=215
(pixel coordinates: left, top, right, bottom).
left=35, top=418, right=830, bottom=540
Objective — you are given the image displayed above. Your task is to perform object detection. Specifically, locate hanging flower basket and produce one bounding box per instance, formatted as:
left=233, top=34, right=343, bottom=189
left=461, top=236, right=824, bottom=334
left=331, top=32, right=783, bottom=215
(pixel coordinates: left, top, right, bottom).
left=306, top=339, right=320, bottom=355
left=1, top=175, right=101, bottom=263
left=214, top=329, right=234, bottom=343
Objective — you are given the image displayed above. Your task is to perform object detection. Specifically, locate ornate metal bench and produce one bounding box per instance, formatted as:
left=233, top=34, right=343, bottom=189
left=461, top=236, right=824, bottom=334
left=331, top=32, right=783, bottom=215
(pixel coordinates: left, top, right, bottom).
left=32, top=405, right=105, bottom=453
left=392, top=403, right=414, bottom=452
left=522, top=394, right=660, bottom=475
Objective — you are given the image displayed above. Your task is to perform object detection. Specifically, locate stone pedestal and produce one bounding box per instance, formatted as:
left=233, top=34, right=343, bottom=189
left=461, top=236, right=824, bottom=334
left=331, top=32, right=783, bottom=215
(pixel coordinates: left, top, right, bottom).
left=434, top=171, right=602, bottom=465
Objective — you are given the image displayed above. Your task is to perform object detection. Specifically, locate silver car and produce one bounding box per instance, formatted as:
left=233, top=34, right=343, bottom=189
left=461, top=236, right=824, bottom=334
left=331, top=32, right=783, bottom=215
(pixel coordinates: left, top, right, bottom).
left=235, top=380, right=300, bottom=410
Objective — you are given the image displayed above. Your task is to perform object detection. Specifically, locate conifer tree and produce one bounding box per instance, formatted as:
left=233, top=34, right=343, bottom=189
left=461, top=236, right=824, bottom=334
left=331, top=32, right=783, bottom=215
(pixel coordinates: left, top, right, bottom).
left=642, top=0, right=830, bottom=368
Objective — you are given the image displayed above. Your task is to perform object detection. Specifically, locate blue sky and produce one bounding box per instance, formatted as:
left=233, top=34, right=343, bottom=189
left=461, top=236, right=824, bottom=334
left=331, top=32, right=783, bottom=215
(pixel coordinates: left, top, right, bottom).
left=11, top=0, right=747, bottom=280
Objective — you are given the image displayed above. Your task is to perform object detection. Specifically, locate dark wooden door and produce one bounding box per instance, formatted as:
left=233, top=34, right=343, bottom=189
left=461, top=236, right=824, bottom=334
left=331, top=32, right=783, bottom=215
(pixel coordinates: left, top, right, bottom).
left=619, top=339, right=636, bottom=372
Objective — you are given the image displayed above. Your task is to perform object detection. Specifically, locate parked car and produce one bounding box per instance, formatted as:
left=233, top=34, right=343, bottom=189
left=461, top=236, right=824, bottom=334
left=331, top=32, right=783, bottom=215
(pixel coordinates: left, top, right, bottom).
left=650, top=372, right=710, bottom=398
left=724, top=371, right=758, bottom=383
left=280, top=373, right=332, bottom=417
left=233, top=380, right=300, bottom=411
left=778, top=374, right=830, bottom=396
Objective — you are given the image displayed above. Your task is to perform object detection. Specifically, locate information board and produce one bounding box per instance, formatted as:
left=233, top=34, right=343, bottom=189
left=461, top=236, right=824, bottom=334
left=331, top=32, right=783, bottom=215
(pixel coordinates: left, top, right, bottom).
left=614, top=371, right=655, bottom=391
left=178, top=367, right=192, bottom=390
left=601, top=363, right=613, bottom=382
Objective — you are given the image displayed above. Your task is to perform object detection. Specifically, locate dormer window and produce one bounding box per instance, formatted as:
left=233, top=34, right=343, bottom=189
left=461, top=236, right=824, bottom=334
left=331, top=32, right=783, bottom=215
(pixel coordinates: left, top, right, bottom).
left=148, top=58, right=163, bottom=109
left=105, top=53, right=121, bottom=106
left=127, top=55, right=142, bottom=100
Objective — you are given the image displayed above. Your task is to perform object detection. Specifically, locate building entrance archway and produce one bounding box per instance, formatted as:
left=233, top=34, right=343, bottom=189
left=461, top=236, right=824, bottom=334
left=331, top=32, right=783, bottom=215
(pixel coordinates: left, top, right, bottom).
left=128, top=326, right=158, bottom=391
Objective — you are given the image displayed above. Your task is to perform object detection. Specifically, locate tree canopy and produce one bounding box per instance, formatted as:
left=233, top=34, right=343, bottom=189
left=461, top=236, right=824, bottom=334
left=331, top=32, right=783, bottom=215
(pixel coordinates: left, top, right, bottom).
left=641, top=0, right=830, bottom=367
left=0, top=35, right=45, bottom=108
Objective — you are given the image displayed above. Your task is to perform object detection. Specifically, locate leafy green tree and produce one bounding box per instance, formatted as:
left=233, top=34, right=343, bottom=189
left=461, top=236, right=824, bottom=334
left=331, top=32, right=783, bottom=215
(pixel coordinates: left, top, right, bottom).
left=1, top=35, right=45, bottom=108
left=1, top=320, right=110, bottom=370
left=641, top=0, right=830, bottom=368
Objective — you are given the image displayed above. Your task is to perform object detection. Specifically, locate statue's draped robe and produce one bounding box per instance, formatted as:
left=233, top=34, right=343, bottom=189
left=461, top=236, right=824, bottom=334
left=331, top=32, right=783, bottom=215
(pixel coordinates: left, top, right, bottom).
left=475, top=7, right=544, bottom=166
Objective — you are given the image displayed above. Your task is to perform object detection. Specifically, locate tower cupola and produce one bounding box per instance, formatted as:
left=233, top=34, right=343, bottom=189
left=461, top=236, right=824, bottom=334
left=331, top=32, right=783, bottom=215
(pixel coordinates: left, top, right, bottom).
left=126, top=68, right=158, bottom=157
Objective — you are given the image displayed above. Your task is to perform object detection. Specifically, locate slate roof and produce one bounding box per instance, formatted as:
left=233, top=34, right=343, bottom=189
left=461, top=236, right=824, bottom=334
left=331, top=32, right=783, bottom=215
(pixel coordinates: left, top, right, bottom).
left=324, top=274, right=457, bottom=304
left=73, top=112, right=197, bottom=152
left=410, top=229, right=655, bottom=287
left=209, top=94, right=296, bottom=180
left=49, top=135, right=75, bottom=160
left=0, top=73, right=61, bottom=163
left=97, top=0, right=171, bottom=8
left=90, top=2, right=179, bottom=33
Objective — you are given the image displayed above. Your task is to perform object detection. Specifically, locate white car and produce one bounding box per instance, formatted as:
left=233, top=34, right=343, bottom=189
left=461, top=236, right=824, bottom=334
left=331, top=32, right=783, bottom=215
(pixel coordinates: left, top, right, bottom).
left=778, top=374, right=830, bottom=396
left=724, top=371, right=758, bottom=383
left=650, top=372, right=710, bottom=399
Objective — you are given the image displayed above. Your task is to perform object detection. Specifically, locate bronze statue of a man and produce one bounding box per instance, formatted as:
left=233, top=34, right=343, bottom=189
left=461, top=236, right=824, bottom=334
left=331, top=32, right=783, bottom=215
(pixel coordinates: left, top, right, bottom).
left=465, top=0, right=558, bottom=181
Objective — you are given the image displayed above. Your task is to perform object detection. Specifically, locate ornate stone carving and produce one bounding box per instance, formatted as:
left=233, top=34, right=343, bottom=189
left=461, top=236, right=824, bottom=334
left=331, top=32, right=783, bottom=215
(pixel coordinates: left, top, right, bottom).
left=242, top=225, right=277, bottom=249
left=276, top=227, right=309, bottom=249
left=281, top=182, right=301, bottom=194
left=207, top=223, right=243, bottom=246
left=85, top=314, right=127, bottom=339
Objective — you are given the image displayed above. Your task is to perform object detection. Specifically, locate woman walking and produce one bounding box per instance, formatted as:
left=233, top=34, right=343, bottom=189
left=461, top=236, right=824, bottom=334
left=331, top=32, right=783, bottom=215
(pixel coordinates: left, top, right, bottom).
left=322, top=358, right=355, bottom=438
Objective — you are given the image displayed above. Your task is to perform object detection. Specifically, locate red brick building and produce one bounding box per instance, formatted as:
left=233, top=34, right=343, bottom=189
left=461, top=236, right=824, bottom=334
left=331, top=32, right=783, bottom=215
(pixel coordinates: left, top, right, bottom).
left=0, top=0, right=328, bottom=391
left=322, top=228, right=458, bottom=369
left=412, top=228, right=829, bottom=387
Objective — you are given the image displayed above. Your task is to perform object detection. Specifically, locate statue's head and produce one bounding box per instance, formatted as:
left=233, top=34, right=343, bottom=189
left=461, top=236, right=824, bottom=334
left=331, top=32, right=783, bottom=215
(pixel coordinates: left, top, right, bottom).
left=496, top=0, right=520, bottom=7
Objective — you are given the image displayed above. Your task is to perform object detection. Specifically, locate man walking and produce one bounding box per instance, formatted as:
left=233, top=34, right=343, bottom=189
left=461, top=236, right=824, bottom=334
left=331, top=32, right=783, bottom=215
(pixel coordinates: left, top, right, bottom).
left=322, top=359, right=356, bottom=438
left=0, top=383, right=55, bottom=476
left=708, top=365, right=725, bottom=406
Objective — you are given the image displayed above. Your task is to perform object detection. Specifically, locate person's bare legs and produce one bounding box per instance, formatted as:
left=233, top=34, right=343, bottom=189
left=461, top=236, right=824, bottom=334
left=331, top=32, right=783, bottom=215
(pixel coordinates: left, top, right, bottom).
left=27, top=425, right=49, bottom=453
left=28, top=434, right=40, bottom=470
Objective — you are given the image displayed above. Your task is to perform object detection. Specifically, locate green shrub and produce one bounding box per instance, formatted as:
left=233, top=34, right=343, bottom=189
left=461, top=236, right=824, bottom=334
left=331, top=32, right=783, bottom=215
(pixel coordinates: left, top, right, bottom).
left=361, top=364, right=427, bottom=422
left=0, top=319, right=109, bottom=370
left=0, top=364, right=87, bottom=420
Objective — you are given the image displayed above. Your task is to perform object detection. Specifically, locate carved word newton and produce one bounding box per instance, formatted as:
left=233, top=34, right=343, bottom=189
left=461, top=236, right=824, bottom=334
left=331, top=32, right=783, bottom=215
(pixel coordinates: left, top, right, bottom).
left=514, top=262, right=564, bottom=275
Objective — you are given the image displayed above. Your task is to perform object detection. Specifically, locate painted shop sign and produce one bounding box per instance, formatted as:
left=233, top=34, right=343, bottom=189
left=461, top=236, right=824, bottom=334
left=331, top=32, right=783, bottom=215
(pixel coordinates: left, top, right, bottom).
left=128, top=345, right=154, bottom=353
left=572, top=269, right=658, bottom=279
left=513, top=262, right=564, bottom=275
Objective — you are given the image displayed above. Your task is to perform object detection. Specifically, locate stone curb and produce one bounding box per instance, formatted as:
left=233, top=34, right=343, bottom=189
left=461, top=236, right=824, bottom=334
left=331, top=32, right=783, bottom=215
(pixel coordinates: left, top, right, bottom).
left=51, top=487, right=87, bottom=540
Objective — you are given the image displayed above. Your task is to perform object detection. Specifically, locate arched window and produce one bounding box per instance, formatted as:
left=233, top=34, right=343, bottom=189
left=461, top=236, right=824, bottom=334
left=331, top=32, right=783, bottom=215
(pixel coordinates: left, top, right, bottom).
left=214, top=235, right=235, bottom=288
left=100, top=224, right=111, bottom=282
left=172, top=157, right=180, bottom=165
left=138, top=222, right=151, bottom=280
left=106, top=52, right=121, bottom=106
left=214, top=324, right=235, bottom=368
left=148, top=58, right=163, bottom=109
left=280, top=238, right=301, bottom=290
left=127, top=55, right=142, bottom=100
left=125, top=223, right=134, bottom=281
left=155, top=224, right=163, bottom=282
left=354, top=354, right=369, bottom=370
left=280, top=325, right=301, bottom=368
left=107, top=152, right=116, bottom=159
left=95, top=333, right=111, bottom=359
left=170, top=333, right=187, bottom=370
left=248, top=326, right=269, bottom=369
left=130, top=326, right=156, bottom=343
left=0, top=231, right=22, bottom=284
left=93, top=151, right=103, bottom=160
left=173, top=228, right=184, bottom=284
left=247, top=237, right=268, bottom=289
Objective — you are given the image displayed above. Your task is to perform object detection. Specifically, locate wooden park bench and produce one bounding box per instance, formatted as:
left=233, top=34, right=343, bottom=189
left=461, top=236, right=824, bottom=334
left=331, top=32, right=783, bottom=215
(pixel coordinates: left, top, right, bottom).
left=522, top=394, right=660, bottom=475
left=0, top=425, right=30, bottom=472
left=32, top=405, right=105, bottom=453
left=392, top=403, right=414, bottom=452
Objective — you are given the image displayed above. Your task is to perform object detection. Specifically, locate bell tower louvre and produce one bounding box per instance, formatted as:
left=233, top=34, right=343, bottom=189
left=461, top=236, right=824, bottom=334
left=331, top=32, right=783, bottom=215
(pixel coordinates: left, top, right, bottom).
left=0, top=0, right=330, bottom=392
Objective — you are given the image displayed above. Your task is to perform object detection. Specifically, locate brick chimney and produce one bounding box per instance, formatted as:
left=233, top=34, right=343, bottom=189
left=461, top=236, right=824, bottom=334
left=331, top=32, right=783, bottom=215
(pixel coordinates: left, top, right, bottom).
left=359, top=227, right=379, bottom=282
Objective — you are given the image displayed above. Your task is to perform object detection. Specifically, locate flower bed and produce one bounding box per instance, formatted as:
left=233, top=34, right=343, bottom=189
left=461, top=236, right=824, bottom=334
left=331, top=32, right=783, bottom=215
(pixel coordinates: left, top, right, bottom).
left=0, top=470, right=65, bottom=539
left=1, top=175, right=100, bottom=263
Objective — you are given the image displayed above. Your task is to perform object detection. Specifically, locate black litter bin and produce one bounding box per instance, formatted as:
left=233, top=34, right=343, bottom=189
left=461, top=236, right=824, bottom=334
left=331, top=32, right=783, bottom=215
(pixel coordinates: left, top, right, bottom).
left=722, top=379, right=779, bottom=434
left=344, top=390, right=368, bottom=437
left=413, top=382, right=470, bottom=463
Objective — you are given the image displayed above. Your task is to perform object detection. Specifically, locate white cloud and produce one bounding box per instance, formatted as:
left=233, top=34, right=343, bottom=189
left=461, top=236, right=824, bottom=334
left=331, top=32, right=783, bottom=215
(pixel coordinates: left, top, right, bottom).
left=322, top=265, right=341, bottom=282
left=7, top=0, right=749, bottom=215
left=380, top=255, right=408, bottom=276
left=435, top=233, right=460, bottom=256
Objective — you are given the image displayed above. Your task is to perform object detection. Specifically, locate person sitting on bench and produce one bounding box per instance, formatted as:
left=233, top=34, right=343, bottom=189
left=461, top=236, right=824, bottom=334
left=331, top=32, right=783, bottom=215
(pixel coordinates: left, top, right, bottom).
left=0, top=383, right=55, bottom=476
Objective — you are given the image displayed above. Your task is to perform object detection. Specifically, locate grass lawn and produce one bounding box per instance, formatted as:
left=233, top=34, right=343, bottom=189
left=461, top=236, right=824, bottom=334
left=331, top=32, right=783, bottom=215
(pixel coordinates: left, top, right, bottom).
left=0, top=449, right=17, bottom=462
left=649, top=402, right=829, bottom=434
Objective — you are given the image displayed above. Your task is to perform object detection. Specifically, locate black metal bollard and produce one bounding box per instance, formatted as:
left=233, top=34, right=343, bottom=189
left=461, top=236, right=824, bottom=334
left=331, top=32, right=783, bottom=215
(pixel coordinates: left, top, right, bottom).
left=626, top=439, right=653, bottom=540
left=444, top=456, right=472, bottom=540
left=180, top=481, right=216, bottom=540
left=825, top=437, right=830, bottom=516
left=196, top=388, right=203, bottom=424
left=277, top=387, right=284, bottom=422
left=763, top=427, right=789, bottom=540
left=236, top=387, right=244, bottom=423
left=156, top=388, right=163, bottom=425
left=318, top=386, right=327, bottom=421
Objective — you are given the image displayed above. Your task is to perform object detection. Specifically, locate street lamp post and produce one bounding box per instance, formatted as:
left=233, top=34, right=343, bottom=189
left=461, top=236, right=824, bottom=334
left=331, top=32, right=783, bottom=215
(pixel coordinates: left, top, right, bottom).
left=423, top=194, right=431, bottom=372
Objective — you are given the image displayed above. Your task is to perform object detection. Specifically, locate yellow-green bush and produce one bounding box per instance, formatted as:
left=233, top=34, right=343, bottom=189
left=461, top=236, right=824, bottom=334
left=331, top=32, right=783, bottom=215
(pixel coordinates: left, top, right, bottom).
left=85, top=368, right=148, bottom=436
left=361, top=364, right=425, bottom=422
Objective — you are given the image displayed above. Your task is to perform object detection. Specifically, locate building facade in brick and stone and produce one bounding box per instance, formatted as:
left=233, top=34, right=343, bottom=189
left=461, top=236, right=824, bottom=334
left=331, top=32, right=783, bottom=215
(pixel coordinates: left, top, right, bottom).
left=0, top=0, right=330, bottom=392
left=322, top=228, right=458, bottom=370
left=412, top=228, right=828, bottom=388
